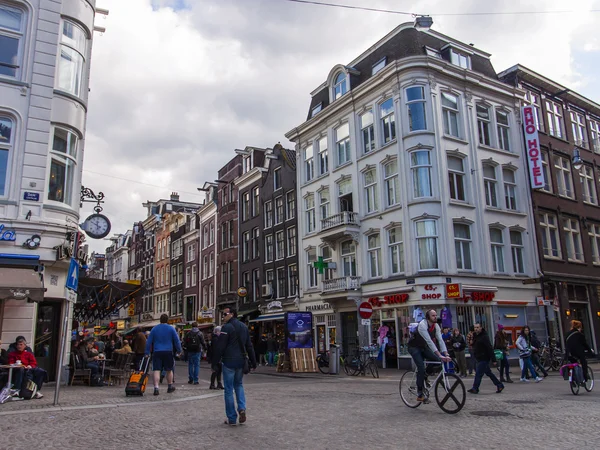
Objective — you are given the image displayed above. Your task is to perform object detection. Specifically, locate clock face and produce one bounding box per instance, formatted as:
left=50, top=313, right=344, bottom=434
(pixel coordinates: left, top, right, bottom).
left=83, top=214, right=111, bottom=239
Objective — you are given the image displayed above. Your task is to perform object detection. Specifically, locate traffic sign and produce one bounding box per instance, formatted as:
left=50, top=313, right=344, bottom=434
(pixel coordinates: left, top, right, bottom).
left=358, top=302, right=373, bottom=319
left=66, top=258, right=79, bottom=291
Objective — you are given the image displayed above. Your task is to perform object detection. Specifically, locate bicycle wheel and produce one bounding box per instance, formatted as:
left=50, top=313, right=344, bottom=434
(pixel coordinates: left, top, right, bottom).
left=341, top=357, right=351, bottom=375
left=434, top=373, right=466, bottom=414
left=399, top=371, right=421, bottom=408
left=551, top=356, right=562, bottom=372
left=348, top=356, right=361, bottom=376
left=570, top=380, right=580, bottom=395
left=317, top=355, right=330, bottom=375
left=584, top=367, right=594, bottom=392
left=368, top=361, right=379, bottom=379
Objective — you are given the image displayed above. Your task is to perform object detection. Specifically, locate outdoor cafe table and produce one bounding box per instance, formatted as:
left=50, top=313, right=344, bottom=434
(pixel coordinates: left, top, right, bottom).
left=0, top=364, right=24, bottom=403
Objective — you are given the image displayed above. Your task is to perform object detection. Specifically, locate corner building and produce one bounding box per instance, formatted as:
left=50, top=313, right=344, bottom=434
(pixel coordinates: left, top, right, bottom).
left=286, top=23, right=542, bottom=367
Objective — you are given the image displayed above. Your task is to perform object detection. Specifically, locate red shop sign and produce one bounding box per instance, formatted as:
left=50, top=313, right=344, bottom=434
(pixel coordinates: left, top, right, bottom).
left=463, top=291, right=495, bottom=302
left=368, top=294, right=409, bottom=307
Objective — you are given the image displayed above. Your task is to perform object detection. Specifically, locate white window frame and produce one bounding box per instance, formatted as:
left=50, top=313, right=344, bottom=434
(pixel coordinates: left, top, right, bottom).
left=265, top=234, right=274, bottom=262
left=581, top=165, right=598, bottom=205
left=540, top=213, right=562, bottom=259
left=287, top=227, right=296, bottom=257
left=454, top=223, right=473, bottom=271
left=305, top=194, right=316, bottom=233
left=364, top=168, right=378, bottom=214
left=318, top=136, right=328, bottom=175
left=380, top=98, right=396, bottom=144
left=286, top=191, right=296, bottom=220
left=563, top=218, right=584, bottom=262
left=503, top=168, right=517, bottom=211
left=340, top=240, right=357, bottom=277
left=57, top=19, right=88, bottom=98
left=490, top=228, right=505, bottom=273
left=242, top=231, right=250, bottom=262
left=274, top=168, right=282, bottom=190
left=275, top=196, right=284, bottom=224
left=275, top=230, right=285, bottom=260
left=307, top=248, right=317, bottom=288
left=252, top=227, right=260, bottom=259
left=405, top=86, right=427, bottom=132
left=476, top=103, right=491, bottom=146
left=546, top=99, right=565, bottom=139
left=252, top=186, right=260, bottom=216
left=525, top=90, right=544, bottom=132
left=372, top=57, right=386, bottom=75
left=448, top=156, right=466, bottom=202
left=319, top=189, right=330, bottom=222
left=305, top=145, right=314, bottom=181
left=496, top=109, right=511, bottom=151
left=483, top=164, right=498, bottom=208
left=383, top=159, right=399, bottom=207
left=388, top=226, right=404, bottom=275
left=367, top=233, right=382, bottom=278
left=48, top=126, right=79, bottom=207
left=0, top=3, right=25, bottom=80
left=185, top=266, right=191, bottom=288
left=311, top=103, right=322, bottom=117
left=288, top=265, right=298, bottom=297
left=554, top=155, right=574, bottom=199
left=264, top=201, right=273, bottom=228
left=590, top=119, right=600, bottom=154
left=589, top=224, right=600, bottom=265
left=360, top=110, right=375, bottom=154
left=411, top=150, right=432, bottom=198
left=570, top=111, right=587, bottom=148
left=416, top=220, right=439, bottom=271
left=441, top=92, right=460, bottom=138
left=335, top=123, right=351, bottom=166
left=276, top=267, right=286, bottom=299
left=0, top=115, right=14, bottom=196
left=541, top=151, right=553, bottom=193
left=450, top=49, right=470, bottom=68
left=333, top=72, right=347, bottom=100
left=510, top=230, right=525, bottom=274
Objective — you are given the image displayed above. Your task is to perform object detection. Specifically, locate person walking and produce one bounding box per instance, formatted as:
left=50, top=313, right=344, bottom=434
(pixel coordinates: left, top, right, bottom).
left=208, top=326, right=224, bottom=390
left=529, top=329, right=549, bottom=377
left=214, top=307, right=257, bottom=426
left=184, top=322, right=207, bottom=385
left=131, top=327, right=147, bottom=368
left=516, top=326, right=543, bottom=383
left=145, top=314, right=182, bottom=396
left=449, top=328, right=467, bottom=378
left=266, top=334, right=277, bottom=367
left=494, top=325, right=513, bottom=383
left=467, top=323, right=504, bottom=394
left=565, top=320, right=595, bottom=382
left=466, top=326, right=476, bottom=376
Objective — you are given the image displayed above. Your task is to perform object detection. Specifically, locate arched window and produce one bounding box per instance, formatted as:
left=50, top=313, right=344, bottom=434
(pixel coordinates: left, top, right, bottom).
left=333, top=72, right=347, bottom=100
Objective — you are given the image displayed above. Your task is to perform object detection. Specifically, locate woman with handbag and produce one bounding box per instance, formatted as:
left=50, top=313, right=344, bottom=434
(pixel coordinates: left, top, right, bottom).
left=516, top=326, right=543, bottom=383
left=494, top=325, right=513, bottom=383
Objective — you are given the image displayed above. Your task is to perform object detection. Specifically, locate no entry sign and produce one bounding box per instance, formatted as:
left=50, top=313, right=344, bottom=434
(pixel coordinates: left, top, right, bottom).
left=359, top=302, right=373, bottom=319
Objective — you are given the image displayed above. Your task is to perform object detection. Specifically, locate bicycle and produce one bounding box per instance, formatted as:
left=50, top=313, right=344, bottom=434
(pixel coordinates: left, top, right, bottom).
left=560, top=363, right=594, bottom=395
left=316, top=350, right=351, bottom=375
left=399, top=360, right=466, bottom=414
left=346, top=346, right=380, bottom=378
left=539, top=341, right=564, bottom=372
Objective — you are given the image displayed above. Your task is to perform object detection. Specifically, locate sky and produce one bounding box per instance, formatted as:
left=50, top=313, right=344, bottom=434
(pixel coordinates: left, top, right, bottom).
left=81, top=0, right=600, bottom=254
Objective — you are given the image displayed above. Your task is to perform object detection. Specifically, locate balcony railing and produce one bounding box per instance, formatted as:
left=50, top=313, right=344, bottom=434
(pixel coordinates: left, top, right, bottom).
left=321, top=212, right=359, bottom=231
left=322, top=276, right=361, bottom=293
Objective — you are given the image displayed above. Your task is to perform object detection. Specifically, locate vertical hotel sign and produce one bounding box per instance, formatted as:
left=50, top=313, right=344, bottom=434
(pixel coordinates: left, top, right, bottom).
left=521, top=105, right=545, bottom=189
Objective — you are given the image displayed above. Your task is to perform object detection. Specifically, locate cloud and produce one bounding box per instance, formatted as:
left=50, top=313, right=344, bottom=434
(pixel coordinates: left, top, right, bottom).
left=83, top=0, right=600, bottom=253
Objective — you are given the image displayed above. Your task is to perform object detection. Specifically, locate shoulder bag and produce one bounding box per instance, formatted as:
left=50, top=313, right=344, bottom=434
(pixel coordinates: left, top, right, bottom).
left=236, top=327, right=250, bottom=374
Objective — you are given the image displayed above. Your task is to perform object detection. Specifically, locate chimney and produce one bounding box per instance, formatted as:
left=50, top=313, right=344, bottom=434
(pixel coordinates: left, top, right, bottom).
left=170, top=192, right=179, bottom=201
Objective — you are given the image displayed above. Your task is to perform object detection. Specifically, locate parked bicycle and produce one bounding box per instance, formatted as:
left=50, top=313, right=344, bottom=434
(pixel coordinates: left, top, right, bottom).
left=316, top=350, right=351, bottom=375
left=539, top=340, right=564, bottom=372
left=346, top=346, right=380, bottom=379
left=560, top=363, right=594, bottom=395
left=399, top=360, right=466, bottom=414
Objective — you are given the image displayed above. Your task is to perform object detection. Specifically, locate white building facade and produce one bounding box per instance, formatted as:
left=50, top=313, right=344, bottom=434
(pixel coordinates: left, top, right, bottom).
left=0, top=0, right=100, bottom=379
left=286, top=23, right=543, bottom=367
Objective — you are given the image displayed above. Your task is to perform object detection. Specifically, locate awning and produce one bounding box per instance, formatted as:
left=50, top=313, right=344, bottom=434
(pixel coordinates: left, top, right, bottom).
left=104, top=329, right=116, bottom=337
left=0, top=267, right=45, bottom=302
left=238, top=308, right=259, bottom=318
left=121, top=327, right=137, bottom=336
left=250, top=313, right=285, bottom=323
left=74, top=277, right=143, bottom=322
left=198, top=323, right=215, bottom=330
left=96, top=329, right=108, bottom=336
left=140, top=320, right=160, bottom=328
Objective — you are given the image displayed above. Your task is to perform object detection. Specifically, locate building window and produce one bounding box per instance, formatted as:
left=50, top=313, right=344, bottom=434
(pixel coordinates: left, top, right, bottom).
left=476, top=104, right=491, bottom=146
left=333, top=72, right=347, bottom=100
left=229, top=220, right=234, bottom=246
left=265, top=234, right=274, bottom=262
left=416, top=220, right=438, bottom=271
left=228, top=262, right=234, bottom=293
left=388, top=226, right=404, bottom=274
left=288, top=265, right=298, bottom=297
left=0, top=3, right=24, bottom=79
left=336, top=123, right=351, bottom=166
left=367, top=233, right=382, bottom=278
left=172, top=265, right=177, bottom=285
left=546, top=99, right=565, bottom=139
left=384, top=160, right=399, bottom=207
left=252, top=269, right=260, bottom=301
left=242, top=191, right=250, bottom=221
left=554, top=155, right=574, bottom=199
left=380, top=98, right=396, bottom=144
left=277, top=267, right=286, bottom=299
left=273, top=167, right=282, bottom=190
left=275, top=196, right=284, bottom=224
left=496, top=110, right=511, bottom=151
left=406, top=86, right=427, bottom=132
left=510, top=231, right=525, bottom=274
left=178, top=263, right=183, bottom=285
left=265, top=269, right=274, bottom=296
left=448, top=156, right=466, bottom=202
left=286, top=191, right=296, bottom=220
left=276, top=230, right=285, bottom=260
left=589, top=224, right=600, bottom=265
left=525, top=90, right=544, bottom=132
left=503, top=168, right=517, bottom=210
left=317, top=136, right=328, bottom=175
left=570, top=111, right=587, bottom=147
left=450, top=49, right=470, bottom=68
left=364, top=168, right=378, bottom=213
left=305, top=145, right=314, bottom=182
left=252, top=187, right=260, bottom=216
left=0, top=116, right=13, bottom=196
left=372, top=57, right=386, bottom=75
left=305, top=194, right=316, bottom=233
left=242, top=271, right=250, bottom=293
left=563, top=218, right=584, bottom=262
left=411, top=150, right=432, bottom=198
left=287, top=227, right=296, bottom=256
left=311, top=103, right=322, bottom=117
left=57, top=20, right=88, bottom=97
left=539, top=213, right=561, bottom=259
left=319, top=189, right=330, bottom=222
left=242, top=231, right=250, bottom=262
left=187, top=244, right=196, bottom=262
left=441, top=92, right=460, bottom=138
left=265, top=201, right=273, bottom=228
left=483, top=164, right=498, bottom=207
left=252, top=227, right=260, bottom=259
left=541, top=151, right=552, bottom=193
left=221, top=263, right=227, bottom=293
left=209, top=285, right=214, bottom=308
left=307, top=248, right=317, bottom=288
left=221, top=223, right=228, bottom=250
left=454, top=223, right=472, bottom=271
left=242, top=155, right=251, bottom=173
left=321, top=246, right=334, bottom=280
left=360, top=110, right=375, bottom=154
left=581, top=166, right=598, bottom=205
left=590, top=119, right=600, bottom=153
left=48, top=127, right=78, bottom=205
left=341, top=240, right=357, bottom=277
left=490, top=228, right=505, bottom=273
left=185, top=267, right=191, bottom=288
left=209, top=252, right=214, bottom=276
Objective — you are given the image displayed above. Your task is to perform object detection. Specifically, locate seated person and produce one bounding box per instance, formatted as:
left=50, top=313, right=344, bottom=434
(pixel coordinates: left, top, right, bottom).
left=7, top=337, right=47, bottom=399
left=76, top=338, right=100, bottom=376
left=8, top=336, right=33, bottom=354
left=114, top=340, right=132, bottom=355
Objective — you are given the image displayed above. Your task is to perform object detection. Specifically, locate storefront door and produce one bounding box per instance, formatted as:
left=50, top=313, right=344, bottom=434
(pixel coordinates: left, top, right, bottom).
left=340, top=312, right=358, bottom=357
left=34, top=301, right=61, bottom=382
left=569, top=302, right=593, bottom=346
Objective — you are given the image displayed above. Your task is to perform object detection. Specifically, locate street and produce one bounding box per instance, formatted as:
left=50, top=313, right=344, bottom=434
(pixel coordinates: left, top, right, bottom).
left=1, top=362, right=598, bottom=450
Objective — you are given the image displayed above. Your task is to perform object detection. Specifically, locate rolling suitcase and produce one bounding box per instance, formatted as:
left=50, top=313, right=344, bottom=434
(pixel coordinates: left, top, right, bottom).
left=125, top=356, right=150, bottom=396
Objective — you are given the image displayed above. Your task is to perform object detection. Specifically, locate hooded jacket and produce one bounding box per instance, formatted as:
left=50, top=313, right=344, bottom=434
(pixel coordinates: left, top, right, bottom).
left=214, top=318, right=257, bottom=370
left=472, top=329, right=495, bottom=363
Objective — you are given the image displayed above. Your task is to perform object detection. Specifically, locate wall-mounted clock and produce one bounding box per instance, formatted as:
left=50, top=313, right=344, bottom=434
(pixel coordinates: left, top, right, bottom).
left=81, top=213, right=111, bottom=239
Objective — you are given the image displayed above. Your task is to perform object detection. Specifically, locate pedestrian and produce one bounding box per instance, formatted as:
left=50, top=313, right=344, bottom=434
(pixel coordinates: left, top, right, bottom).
left=184, top=322, right=206, bottom=385
left=516, top=326, right=543, bottom=383
left=529, top=330, right=548, bottom=377
left=266, top=333, right=277, bottom=367
left=132, top=327, right=147, bottom=368
left=467, top=323, right=504, bottom=394
left=145, top=314, right=182, bottom=395
left=449, top=328, right=467, bottom=377
left=257, top=335, right=268, bottom=366
left=494, top=325, right=513, bottom=383
left=214, top=307, right=257, bottom=426
left=466, top=325, right=476, bottom=376
left=208, top=326, right=224, bottom=390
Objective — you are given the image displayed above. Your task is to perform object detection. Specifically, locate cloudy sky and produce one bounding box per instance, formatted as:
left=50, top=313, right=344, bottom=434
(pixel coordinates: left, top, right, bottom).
left=81, top=0, right=600, bottom=253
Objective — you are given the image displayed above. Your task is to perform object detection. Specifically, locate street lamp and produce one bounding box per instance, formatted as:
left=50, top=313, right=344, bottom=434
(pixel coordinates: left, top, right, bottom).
left=572, top=148, right=584, bottom=171
left=414, top=15, right=433, bottom=30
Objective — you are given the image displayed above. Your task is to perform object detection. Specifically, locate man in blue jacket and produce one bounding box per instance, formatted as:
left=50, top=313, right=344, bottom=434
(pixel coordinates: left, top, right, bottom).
left=145, top=314, right=182, bottom=396
left=215, top=307, right=257, bottom=425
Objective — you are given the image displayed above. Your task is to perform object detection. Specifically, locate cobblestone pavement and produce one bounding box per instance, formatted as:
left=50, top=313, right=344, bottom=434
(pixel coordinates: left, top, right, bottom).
left=1, top=362, right=598, bottom=450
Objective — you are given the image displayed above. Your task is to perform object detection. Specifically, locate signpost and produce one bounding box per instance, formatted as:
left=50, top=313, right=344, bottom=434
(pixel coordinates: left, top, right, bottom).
left=358, top=302, right=373, bottom=319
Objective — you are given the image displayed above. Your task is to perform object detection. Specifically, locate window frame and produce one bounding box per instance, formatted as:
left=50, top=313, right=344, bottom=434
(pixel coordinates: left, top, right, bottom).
left=448, top=155, right=466, bottom=202
left=274, top=168, right=282, bottom=191
left=318, top=135, right=328, bottom=175
left=563, top=218, right=584, bottom=262
left=340, top=240, right=357, bottom=277
left=503, top=168, right=517, bottom=211
left=383, top=159, right=400, bottom=207
left=589, top=224, right=600, bottom=265
left=265, top=234, right=274, bottom=263
left=539, top=213, right=562, bottom=259
left=275, top=230, right=285, bottom=260
left=405, top=86, right=427, bottom=132
left=48, top=126, right=79, bottom=207
left=546, top=99, right=565, bottom=139
left=388, top=226, right=404, bottom=275
left=441, top=92, right=460, bottom=138
left=305, top=194, right=316, bottom=233
left=554, top=155, right=574, bottom=199
left=335, top=123, right=351, bottom=166
left=275, top=196, right=284, bottom=224
left=380, top=98, right=396, bottom=145
left=410, top=150, right=433, bottom=199
left=0, top=3, right=25, bottom=80
left=453, top=223, right=473, bottom=271
left=367, top=233, right=382, bottom=279
left=56, top=19, right=88, bottom=98
left=415, top=219, right=439, bottom=271
left=489, top=228, right=505, bottom=274
left=580, top=165, right=598, bottom=205
left=363, top=168, right=379, bottom=214
left=0, top=115, right=15, bottom=197
left=264, top=201, right=273, bottom=228
left=333, top=72, right=348, bottom=100
left=510, top=230, right=525, bottom=274
left=360, top=110, right=375, bottom=154
left=305, top=144, right=314, bottom=182
left=483, top=163, right=498, bottom=208
left=476, top=103, right=491, bottom=146
left=286, top=191, right=296, bottom=220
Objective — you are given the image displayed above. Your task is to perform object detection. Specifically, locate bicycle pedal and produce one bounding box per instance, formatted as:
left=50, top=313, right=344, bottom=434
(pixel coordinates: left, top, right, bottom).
left=422, top=397, right=431, bottom=404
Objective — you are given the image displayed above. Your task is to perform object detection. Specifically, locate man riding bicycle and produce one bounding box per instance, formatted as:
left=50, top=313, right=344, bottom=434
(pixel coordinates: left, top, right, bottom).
left=408, top=309, right=452, bottom=402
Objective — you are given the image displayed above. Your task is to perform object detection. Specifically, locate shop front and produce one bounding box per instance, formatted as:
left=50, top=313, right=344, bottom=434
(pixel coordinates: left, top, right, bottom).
left=249, top=301, right=286, bottom=347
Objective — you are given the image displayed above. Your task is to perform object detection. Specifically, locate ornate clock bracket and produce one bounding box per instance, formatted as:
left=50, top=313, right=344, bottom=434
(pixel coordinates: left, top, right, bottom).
left=80, top=185, right=105, bottom=213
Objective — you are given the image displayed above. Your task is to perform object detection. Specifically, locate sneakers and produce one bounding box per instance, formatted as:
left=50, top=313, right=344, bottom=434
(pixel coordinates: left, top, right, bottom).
left=193, top=382, right=200, bottom=385
left=167, top=385, right=176, bottom=393
left=416, top=394, right=425, bottom=402
left=520, top=378, right=529, bottom=382
left=535, top=377, right=543, bottom=383
left=223, top=420, right=236, bottom=426
left=467, top=388, right=479, bottom=394
left=239, top=409, right=247, bottom=424
left=153, top=388, right=159, bottom=396
left=34, top=391, right=43, bottom=399
left=496, top=385, right=504, bottom=393
left=188, top=380, right=193, bottom=384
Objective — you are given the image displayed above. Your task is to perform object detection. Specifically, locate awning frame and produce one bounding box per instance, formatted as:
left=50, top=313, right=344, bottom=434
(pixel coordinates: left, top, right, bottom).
left=0, top=267, right=45, bottom=303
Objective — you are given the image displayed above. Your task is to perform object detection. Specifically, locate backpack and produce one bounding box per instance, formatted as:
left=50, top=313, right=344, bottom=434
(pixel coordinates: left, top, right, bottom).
left=20, top=379, right=38, bottom=400
left=90, top=373, right=104, bottom=387
left=187, top=332, right=201, bottom=352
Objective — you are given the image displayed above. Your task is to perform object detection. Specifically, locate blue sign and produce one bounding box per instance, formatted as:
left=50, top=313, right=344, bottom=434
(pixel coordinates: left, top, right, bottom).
left=66, top=258, right=79, bottom=291
left=0, top=224, right=16, bottom=241
left=23, top=192, right=40, bottom=201
left=285, top=312, right=313, bottom=349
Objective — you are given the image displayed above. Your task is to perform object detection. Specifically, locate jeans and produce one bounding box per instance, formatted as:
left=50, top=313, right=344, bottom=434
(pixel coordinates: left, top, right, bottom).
left=12, top=367, right=47, bottom=391
left=472, top=360, right=503, bottom=391
left=267, top=351, right=276, bottom=366
left=408, top=346, right=438, bottom=395
left=499, top=354, right=510, bottom=379
left=86, top=362, right=99, bottom=376
left=188, top=352, right=201, bottom=383
left=531, top=352, right=548, bottom=376
left=520, top=356, right=538, bottom=379
left=222, top=364, right=246, bottom=424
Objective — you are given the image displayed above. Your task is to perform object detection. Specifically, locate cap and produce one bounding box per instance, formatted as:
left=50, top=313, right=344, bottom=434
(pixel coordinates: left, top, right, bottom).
left=497, top=324, right=504, bottom=330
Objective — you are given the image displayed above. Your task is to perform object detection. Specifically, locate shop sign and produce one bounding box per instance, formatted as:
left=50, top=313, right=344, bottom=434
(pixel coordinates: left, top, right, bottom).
left=368, top=294, right=409, bottom=307
left=127, top=303, right=135, bottom=316
left=521, top=105, right=545, bottom=189
left=0, top=224, right=16, bottom=242
left=536, top=296, right=551, bottom=306
left=305, top=302, right=331, bottom=311
left=116, top=320, right=125, bottom=330
left=197, top=317, right=213, bottom=324
left=446, top=283, right=462, bottom=299
left=465, top=291, right=495, bottom=302
left=285, top=312, right=313, bottom=349
left=267, top=300, right=282, bottom=311
left=201, top=308, right=214, bottom=318
left=421, top=285, right=442, bottom=300
left=142, top=313, right=153, bottom=321
left=54, top=232, right=89, bottom=264
left=237, top=287, right=248, bottom=297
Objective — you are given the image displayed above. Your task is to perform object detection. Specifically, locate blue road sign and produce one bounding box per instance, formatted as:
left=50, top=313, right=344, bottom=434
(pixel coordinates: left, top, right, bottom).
left=66, top=258, right=79, bottom=291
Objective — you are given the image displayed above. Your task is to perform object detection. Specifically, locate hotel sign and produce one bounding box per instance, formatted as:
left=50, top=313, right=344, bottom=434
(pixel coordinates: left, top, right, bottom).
left=521, top=105, right=545, bottom=189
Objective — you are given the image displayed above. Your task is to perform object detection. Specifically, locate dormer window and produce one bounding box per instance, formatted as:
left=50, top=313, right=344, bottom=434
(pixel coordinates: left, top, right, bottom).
left=372, top=57, right=386, bottom=75
left=441, top=45, right=471, bottom=69
left=311, top=103, right=322, bottom=118
left=243, top=154, right=252, bottom=173
left=333, top=72, right=347, bottom=100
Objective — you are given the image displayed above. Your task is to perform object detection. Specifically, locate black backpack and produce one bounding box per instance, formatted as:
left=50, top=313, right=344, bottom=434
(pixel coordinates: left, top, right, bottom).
left=187, top=332, right=201, bottom=352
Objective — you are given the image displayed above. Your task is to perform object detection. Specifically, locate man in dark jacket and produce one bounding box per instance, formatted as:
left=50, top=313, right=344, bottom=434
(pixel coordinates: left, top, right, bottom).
left=131, top=328, right=147, bottom=368
left=214, top=307, right=257, bottom=426
left=468, top=323, right=504, bottom=394
left=184, top=322, right=207, bottom=385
